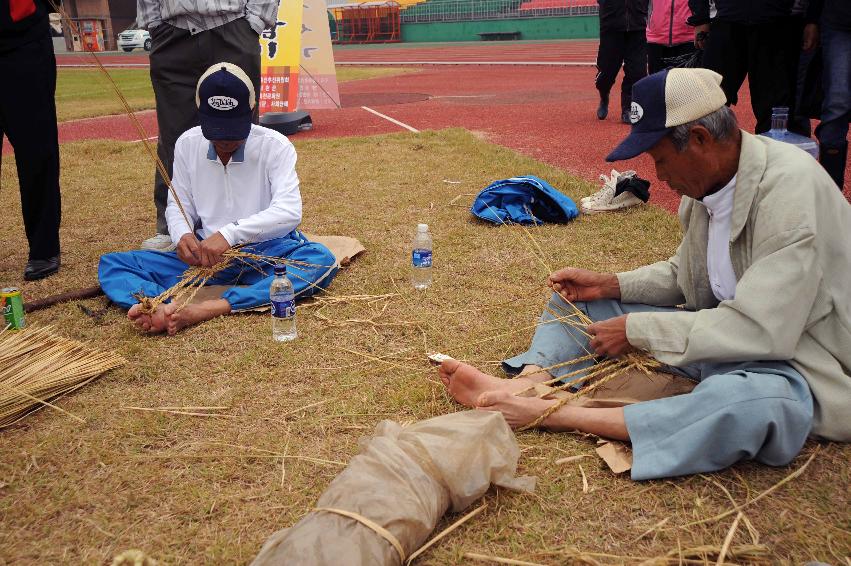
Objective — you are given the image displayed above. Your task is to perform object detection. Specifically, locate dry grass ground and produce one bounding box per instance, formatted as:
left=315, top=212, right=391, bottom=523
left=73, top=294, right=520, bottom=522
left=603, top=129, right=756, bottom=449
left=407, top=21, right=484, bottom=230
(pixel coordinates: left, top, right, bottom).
left=0, top=129, right=849, bottom=565
left=55, top=66, right=418, bottom=122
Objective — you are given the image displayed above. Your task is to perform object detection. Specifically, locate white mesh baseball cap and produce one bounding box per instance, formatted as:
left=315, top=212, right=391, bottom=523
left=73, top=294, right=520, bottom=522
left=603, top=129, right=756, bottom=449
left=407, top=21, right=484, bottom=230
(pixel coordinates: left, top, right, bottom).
left=606, top=68, right=727, bottom=162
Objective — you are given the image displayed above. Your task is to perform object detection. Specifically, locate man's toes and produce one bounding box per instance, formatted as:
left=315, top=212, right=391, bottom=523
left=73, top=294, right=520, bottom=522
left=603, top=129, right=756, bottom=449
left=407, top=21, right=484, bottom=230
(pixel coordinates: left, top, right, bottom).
left=477, top=389, right=511, bottom=408
left=440, top=359, right=461, bottom=375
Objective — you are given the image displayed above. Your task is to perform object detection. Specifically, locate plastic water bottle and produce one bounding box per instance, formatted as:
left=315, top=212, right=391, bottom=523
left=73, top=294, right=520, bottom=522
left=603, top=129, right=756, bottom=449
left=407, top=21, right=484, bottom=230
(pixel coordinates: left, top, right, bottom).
left=270, top=263, right=297, bottom=342
left=411, top=223, right=433, bottom=290
left=760, top=107, right=819, bottom=159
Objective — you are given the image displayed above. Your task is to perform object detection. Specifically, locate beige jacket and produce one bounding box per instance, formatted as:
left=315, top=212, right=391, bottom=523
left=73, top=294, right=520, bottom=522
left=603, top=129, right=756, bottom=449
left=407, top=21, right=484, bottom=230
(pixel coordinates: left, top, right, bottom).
left=617, top=132, right=851, bottom=441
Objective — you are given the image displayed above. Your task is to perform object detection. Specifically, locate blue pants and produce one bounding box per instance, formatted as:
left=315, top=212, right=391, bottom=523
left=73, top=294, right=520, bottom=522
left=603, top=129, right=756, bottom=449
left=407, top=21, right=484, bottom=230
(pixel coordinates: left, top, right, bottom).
left=504, top=294, right=814, bottom=480
left=98, top=231, right=338, bottom=311
left=816, top=25, right=851, bottom=149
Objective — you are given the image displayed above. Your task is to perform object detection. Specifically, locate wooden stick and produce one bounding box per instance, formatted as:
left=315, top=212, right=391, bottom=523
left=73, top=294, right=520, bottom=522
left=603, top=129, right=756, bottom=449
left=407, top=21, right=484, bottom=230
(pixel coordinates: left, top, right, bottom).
left=24, top=286, right=104, bottom=313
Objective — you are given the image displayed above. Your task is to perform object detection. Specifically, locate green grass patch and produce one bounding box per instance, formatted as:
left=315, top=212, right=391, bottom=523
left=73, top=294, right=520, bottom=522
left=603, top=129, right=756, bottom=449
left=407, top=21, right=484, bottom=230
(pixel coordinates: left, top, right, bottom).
left=0, top=130, right=849, bottom=564
left=55, top=66, right=419, bottom=122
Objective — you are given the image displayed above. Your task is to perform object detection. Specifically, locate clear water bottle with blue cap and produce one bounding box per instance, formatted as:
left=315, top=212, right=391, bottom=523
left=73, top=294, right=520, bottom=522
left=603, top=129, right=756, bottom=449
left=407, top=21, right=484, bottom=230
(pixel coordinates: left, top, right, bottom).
left=270, top=263, right=297, bottom=342
left=760, top=107, right=819, bottom=159
left=411, top=223, right=433, bottom=290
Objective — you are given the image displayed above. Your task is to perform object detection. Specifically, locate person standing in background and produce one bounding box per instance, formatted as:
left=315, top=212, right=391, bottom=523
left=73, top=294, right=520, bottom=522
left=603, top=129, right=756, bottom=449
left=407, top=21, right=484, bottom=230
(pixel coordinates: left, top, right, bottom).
left=595, top=0, right=649, bottom=123
left=137, top=0, right=278, bottom=251
left=646, top=0, right=696, bottom=74
left=804, top=0, right=851, bottom=189
left=689, top=0, right=802, bottom=135
left=0, top=0, right=61, bottom=280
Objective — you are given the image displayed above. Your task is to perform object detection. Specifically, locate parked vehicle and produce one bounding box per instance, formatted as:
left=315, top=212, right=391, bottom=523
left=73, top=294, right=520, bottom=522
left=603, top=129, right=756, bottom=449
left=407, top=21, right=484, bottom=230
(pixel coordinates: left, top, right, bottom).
left=117, top=27, right=151, bottom=52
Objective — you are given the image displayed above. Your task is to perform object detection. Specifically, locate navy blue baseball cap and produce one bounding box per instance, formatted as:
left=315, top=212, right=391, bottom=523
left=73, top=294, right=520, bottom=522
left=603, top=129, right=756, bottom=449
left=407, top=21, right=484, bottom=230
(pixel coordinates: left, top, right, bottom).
left=607, top=68, right=726, bottom=162
left=195, top=62, right=256, bottom=141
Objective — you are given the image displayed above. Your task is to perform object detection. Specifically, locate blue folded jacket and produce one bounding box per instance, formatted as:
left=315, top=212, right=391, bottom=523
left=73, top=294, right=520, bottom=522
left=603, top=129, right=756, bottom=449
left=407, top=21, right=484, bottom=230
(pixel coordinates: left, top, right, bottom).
left=471, top=175, right=579, bottom=225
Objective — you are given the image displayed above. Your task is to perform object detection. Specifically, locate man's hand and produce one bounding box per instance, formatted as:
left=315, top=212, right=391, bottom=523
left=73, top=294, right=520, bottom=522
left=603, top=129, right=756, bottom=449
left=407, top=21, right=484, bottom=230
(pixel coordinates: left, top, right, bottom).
left=587, top=315, right=634, bottom=358
left=198, top=232, right=231, bottom=267
left=548, top=268, right=621, bottom=303
left=802, top=23, right=819, bottom=52
left=694, top=23, right=710, bottom=49
left=176, top=234, right=202, bottom=266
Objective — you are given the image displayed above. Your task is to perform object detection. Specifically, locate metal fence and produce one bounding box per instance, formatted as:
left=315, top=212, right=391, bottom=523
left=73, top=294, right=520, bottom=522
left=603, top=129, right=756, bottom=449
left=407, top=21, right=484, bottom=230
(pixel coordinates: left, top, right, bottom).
left=399, top=0, right=598, bottom=24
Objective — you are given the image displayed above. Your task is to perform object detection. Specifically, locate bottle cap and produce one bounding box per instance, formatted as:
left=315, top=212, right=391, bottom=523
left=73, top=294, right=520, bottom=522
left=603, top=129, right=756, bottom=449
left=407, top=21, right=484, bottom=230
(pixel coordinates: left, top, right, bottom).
left=274, top=263, right=287, bottom=275
left=417, top=223, right=428, bottom=232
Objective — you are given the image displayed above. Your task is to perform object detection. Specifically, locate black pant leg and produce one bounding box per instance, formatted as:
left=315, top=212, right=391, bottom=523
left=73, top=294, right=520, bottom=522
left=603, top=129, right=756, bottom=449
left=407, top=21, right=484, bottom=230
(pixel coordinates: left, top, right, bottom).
left=0, top=34, right=61, bottom=260
left=647, top=43, right=665, bottom=74
left=596, top=30, right=627, bottom=97
left=208, top=18, right=261, bottom=123
left=621, top=30, right=648, bottom=112
left=747, top=22, right=795, bottom=134
left=149, top=24, right=204, bottom=236
left=701, top=20, right=748, bottom=108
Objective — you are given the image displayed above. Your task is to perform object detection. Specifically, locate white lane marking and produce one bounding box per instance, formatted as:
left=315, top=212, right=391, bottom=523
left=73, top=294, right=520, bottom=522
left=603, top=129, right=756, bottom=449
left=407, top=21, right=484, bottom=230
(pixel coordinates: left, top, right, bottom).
left=336, top=60, right=594, bottom=66
left=361, top=106, right=419, bottom=133
left=133, top=136, right=159, bottom=143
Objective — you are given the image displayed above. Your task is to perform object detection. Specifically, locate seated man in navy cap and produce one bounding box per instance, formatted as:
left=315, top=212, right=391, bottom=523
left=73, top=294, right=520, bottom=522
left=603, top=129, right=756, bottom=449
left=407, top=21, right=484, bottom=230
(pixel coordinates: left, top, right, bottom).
left=439, top=68, right=851, bottom=480
left=98, top=63, right=337, bottom=335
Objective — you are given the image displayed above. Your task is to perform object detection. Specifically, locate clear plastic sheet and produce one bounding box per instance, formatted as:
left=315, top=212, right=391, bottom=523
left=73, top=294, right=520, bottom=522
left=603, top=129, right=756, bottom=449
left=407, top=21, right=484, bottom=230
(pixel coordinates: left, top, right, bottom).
left=252, top=410, right=535, bottom=566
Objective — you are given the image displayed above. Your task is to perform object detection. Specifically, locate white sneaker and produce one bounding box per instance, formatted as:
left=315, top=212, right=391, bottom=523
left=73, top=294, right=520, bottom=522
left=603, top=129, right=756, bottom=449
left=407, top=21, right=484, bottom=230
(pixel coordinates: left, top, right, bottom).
left=580, top=169, right=643, bottom=214
left=140, top=234, right=177, bottom=251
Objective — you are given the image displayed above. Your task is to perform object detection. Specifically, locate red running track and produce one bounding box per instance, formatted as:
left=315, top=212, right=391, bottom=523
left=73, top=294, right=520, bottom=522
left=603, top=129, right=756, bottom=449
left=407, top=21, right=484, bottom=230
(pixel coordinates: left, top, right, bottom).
left=11, top=46, right=848, bottom=212
left=53, top=39, right=600, bottom=67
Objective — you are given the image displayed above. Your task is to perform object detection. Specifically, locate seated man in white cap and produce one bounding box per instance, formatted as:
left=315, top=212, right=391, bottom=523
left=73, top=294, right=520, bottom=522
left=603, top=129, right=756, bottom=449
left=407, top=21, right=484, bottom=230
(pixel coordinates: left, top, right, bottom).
left=98, top=63, right=337, bottom=335
left=439, top=68, right=851, bottom=480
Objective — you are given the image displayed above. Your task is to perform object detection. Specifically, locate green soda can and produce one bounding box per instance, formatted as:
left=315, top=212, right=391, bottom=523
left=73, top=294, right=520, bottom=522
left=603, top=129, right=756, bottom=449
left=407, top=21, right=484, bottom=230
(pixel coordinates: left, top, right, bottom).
left=1, top=287, right=25, bottom=330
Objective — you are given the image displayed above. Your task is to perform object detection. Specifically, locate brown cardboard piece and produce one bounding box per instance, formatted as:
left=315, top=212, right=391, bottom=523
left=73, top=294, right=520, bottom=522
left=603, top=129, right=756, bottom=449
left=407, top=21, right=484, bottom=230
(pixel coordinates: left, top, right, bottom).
left=529, top=368, right=697, bottom=475
left=188, top=234, right=366, bottom=310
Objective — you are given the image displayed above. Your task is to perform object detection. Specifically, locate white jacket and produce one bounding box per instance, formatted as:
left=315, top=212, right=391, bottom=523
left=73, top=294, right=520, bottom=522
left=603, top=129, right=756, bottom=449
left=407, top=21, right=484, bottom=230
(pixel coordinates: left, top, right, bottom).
left=165, top=124, right=302, bottom=246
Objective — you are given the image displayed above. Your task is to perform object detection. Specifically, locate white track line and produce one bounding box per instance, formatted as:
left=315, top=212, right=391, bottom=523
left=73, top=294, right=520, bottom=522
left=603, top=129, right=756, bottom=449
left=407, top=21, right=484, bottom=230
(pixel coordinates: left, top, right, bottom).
left=57, top=60, right=595, bottom=68
left=133, top=135, right=159, bottom=143
left=361, top=106, right=419, bottom=133
left=336, top=60, right=594, bottom=66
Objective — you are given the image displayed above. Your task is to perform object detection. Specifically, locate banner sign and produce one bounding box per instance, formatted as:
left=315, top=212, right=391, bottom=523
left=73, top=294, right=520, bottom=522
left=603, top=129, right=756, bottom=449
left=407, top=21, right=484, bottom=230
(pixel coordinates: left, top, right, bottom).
left=298, top=0, right=341, bottom=109
left=259, top=0, right=304, bottom=114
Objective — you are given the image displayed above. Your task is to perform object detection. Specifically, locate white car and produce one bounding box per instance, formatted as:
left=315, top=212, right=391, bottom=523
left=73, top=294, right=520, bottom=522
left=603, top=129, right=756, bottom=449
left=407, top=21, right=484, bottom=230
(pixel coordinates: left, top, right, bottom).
left=117, top=28, right=151, bottom=52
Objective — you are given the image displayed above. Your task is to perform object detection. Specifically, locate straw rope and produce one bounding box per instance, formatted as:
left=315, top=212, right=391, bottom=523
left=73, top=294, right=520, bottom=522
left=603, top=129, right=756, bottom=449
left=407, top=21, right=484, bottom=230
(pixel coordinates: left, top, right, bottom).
left=314, top=507, right=406, bottom=562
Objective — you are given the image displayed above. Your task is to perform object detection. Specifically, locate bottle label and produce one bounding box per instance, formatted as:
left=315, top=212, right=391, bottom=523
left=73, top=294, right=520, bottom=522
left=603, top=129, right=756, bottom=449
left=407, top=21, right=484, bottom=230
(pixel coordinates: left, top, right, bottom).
left=271, top=299, right=296, bottom=318
left=412, top=249, right=432, bottom=268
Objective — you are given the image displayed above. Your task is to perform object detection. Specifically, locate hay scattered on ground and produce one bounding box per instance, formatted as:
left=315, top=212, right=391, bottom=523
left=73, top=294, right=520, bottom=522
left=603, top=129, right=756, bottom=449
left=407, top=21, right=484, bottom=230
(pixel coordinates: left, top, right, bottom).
left=0, top=325, right=125, bottom=428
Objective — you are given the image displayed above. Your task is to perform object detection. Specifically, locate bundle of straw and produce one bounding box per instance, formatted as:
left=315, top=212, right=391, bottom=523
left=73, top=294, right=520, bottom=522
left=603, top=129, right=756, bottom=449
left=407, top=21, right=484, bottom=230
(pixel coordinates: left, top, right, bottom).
left=0, top=325, right=126, bottom=428
left=135, top=249, right=335, bottom=314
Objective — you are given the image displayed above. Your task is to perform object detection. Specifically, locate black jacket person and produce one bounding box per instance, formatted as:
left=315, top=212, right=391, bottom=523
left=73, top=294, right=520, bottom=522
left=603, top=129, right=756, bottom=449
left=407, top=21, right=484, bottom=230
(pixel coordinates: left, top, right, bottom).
left=595, top=0, right=650, bottom=123
left=0, top=0, right=62, bottom=280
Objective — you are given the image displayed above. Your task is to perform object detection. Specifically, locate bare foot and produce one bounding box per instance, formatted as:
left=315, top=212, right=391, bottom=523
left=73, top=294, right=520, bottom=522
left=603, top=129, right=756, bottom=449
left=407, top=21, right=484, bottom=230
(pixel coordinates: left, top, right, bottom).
left=164, top=299, right=231, bottom=336
left=476, top=390, right=559, bottom=429
left=128, top=303, right=169, bottom=334
left=438, top=360, right=537, bottom=408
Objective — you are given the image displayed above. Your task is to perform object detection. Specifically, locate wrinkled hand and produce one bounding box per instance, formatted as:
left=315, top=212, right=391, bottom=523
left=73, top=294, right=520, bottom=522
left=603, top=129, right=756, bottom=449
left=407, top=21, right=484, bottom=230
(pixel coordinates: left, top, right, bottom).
left=176, top=234, right=202, bottom=266
left=198, top=232, right=231, bottom=267
left=802, top=23, right=819, bottom=52
left=587, top=315, right=634, bottom=358
left=547, top=267, right=621, bottom=303
left=694, top=23, right=710, bottom=50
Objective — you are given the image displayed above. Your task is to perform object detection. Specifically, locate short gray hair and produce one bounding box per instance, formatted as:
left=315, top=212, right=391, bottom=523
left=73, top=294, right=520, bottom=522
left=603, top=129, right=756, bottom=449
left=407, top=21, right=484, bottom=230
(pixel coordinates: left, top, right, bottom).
left=668, top=106, right=738, bottom=151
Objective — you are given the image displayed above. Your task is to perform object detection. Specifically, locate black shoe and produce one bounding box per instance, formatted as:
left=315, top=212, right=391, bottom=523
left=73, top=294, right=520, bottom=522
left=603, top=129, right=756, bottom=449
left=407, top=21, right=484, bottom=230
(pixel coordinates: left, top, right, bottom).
left=597, top=92, right=609, bottom=120
left=621, top=110, right=631, bottom=124
left=24, top=256, right=60, bottom=281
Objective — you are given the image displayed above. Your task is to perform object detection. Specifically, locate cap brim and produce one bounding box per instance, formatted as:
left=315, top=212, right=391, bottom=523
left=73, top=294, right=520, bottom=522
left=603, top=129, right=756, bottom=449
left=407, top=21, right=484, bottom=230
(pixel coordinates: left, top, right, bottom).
left=199, top=112, right=252, bottom=141
left=605, top=128, right=671, bottom=162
